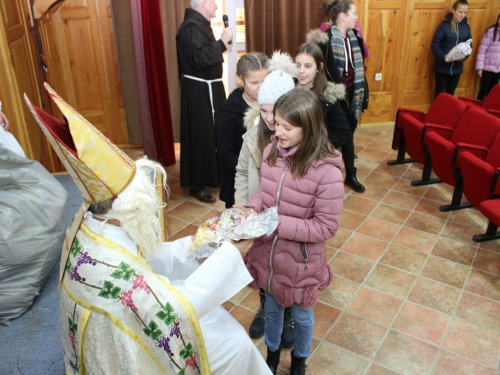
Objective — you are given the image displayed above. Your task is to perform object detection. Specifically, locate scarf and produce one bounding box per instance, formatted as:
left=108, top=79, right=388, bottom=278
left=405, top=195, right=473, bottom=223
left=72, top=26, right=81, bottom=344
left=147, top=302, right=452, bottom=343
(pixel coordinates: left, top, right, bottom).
left=329, top=26, right=364, bottom=119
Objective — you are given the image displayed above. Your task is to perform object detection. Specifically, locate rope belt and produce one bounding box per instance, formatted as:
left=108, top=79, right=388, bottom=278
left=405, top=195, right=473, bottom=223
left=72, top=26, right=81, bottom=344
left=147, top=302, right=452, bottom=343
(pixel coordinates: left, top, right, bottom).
left=183, top=75, right=223, bottom=124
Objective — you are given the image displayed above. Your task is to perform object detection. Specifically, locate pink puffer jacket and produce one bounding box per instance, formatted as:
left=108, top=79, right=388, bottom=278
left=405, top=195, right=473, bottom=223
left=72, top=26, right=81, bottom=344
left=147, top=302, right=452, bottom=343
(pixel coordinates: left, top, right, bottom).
left=245, top=141, right=344, bottom=308
left=476, top=27, right=500, bottom=73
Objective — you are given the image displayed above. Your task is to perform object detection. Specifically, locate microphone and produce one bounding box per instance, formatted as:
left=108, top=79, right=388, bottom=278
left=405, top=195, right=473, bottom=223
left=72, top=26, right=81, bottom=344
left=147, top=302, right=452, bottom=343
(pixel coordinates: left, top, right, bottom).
left=222, top=14, right=232, bottom=45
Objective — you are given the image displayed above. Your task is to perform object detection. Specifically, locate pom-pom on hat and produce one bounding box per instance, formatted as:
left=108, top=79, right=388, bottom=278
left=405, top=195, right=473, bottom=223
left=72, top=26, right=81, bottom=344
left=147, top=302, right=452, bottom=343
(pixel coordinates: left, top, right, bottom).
left=258, top=51, right=297, bottom=106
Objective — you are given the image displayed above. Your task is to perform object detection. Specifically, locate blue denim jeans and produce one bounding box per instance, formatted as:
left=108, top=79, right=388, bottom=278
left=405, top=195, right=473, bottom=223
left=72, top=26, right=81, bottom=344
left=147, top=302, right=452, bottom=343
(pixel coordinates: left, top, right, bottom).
left=264, top=292, right=314, bottom=358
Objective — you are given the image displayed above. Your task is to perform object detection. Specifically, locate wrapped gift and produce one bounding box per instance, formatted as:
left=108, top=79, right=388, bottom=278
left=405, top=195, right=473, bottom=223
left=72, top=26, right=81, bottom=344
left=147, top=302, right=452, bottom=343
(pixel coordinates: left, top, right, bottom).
left=187, top=206, right=278, bottom=259
left=445, top=39, right=472, bottom=62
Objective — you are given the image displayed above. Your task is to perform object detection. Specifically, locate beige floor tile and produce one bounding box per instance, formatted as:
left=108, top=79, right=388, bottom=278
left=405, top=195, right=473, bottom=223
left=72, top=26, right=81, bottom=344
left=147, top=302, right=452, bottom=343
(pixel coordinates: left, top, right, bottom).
left=375, top=330, right=439, bottom=375
left=371, top=204, right=411, bottom=225
left=456, top=292, right=500, bottom=332
left=365, top=264, right=416, bottom=298
left=342, top=233, right=389, bottom=261
left=432, top=350, right=496, bottom=375
left=357, top=217, right=401, bottom=242
left=318, top=277, right=360, bottom=309
left=307, top=342, right=370, bottom=374
left=421, top=256, right=469, bottom=288
left=330, top=252, right=375, bottom=283
left=326, top=313, right=387, bottom=359
left=408, top=278, right=461, bottom=315
left=348, top=287, right=403, bottom=326
left=431, top=238, right=476, bottom=266
left=393, top=302, right=450, bottom=345
left=444, top=318, right=500, bottom=367
left=380, top=244, right=427, bottom=274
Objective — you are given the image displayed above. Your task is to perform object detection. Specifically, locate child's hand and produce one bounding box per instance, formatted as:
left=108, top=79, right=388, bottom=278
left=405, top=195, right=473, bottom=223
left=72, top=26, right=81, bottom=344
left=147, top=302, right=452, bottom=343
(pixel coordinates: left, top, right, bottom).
left=227, top=238, right=254, bottom=257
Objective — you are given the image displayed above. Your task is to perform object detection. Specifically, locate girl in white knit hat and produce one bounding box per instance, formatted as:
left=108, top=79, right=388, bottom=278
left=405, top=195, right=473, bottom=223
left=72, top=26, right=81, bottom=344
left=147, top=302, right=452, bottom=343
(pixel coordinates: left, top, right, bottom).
left=234, top=51, right=297, bottom=350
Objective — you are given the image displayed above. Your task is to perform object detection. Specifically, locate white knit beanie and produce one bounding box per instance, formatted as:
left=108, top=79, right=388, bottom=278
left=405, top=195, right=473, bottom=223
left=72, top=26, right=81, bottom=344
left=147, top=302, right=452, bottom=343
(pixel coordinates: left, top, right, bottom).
left=258, top=51, right=297, bottom=105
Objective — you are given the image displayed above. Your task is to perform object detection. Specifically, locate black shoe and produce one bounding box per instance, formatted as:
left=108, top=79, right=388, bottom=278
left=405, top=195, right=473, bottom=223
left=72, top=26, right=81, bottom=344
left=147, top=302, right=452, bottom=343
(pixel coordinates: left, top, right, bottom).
left=266, top=347, right=281, bottom=375
left=290, top=350, right=307, bottom=375
left=344, top=174, right=366, bottom=193
left=249, top=289, right=266, bottom=339
left=189, top=188, right=216, bottom=203
left=281, top=307, right=295, bottom=348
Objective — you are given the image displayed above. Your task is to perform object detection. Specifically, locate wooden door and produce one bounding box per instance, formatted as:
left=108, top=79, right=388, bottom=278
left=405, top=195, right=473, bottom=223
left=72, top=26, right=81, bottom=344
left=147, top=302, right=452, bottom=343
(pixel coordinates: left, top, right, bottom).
left=0, top=0, right=60, bottom=170
left=38, top=0, right=127, bottom=144
left=0, top=0, right=127, bottom=173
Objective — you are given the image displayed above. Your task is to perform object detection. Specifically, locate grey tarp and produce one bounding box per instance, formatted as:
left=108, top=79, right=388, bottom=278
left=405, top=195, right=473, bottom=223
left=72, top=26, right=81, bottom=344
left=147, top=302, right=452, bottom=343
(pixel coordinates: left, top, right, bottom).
left=0, top=143, right=68, bottom=324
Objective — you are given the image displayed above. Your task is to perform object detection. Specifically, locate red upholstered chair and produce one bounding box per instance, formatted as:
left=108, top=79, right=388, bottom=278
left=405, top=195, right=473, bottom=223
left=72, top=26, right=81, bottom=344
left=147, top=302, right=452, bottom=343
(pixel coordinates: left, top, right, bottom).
left=459, top=134, right=500, bottom=210
left=459, top=84, right=500, bottom=115
left=421, top=108, right=500, bottom=211
left=473, top=199, right=500, bottom=242
left=388, top=93, right=466, bottom=166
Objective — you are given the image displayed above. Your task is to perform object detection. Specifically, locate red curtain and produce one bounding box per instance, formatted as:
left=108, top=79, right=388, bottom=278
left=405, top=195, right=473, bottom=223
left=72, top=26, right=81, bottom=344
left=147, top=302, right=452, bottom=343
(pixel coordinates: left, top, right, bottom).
left=134, top=0, right=176, bottom=166
left=244, top=0, right=326, bottom=57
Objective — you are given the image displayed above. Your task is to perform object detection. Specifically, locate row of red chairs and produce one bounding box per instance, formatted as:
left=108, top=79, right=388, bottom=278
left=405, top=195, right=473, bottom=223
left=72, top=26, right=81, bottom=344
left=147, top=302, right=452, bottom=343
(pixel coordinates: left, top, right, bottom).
left=388, top=92, right=500, bottom=242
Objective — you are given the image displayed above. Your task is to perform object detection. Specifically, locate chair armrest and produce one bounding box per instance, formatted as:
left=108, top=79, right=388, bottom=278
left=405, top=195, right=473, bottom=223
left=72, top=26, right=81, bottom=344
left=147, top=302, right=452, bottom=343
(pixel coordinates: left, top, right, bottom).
left=397, top=108, right=426, bottom=127
left=458, top=96, right=482, bottom=106
left=488, top=109, right=500, bottom=120
left=421, top=123, right=455, bottom=145
left=399, top=107, right=426, bottom=116
left=453, top=143, right=489, bottom=167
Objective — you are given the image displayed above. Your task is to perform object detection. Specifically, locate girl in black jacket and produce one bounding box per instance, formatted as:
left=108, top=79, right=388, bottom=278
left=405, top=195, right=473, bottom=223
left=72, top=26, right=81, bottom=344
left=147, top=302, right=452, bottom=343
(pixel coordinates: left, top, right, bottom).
left=295, top=43, right=360, bottom=187
left=431, top=0, right=472, bottom=98
left=217, top=53, right=268, bottom=208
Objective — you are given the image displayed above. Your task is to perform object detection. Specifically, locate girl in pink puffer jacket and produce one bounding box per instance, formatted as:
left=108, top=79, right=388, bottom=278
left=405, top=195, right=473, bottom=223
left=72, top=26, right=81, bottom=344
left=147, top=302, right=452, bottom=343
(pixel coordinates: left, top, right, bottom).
left=476, top=13, right=500, bottom=101
left=244, top=88, right=344, bottom=374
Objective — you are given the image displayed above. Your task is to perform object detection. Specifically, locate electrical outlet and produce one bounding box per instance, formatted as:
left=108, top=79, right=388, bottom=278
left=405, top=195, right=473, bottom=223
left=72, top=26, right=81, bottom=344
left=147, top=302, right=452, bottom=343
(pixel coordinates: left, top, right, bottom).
left=375, top=73, right=382, bottom=81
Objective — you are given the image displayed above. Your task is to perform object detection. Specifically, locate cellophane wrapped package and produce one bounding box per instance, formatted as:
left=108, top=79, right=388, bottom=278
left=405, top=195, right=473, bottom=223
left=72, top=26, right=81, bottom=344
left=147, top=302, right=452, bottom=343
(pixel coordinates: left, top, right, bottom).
left=445, top=39, right=472, bottom=62
left=187, top=206, right=278, bottom=259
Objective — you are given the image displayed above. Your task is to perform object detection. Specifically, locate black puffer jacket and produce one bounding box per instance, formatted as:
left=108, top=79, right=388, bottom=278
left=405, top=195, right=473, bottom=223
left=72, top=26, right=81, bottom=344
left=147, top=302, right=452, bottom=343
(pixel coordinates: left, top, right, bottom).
left=431, top=13, right=472, bottom=75
left=320, top=82, right=352, bottom=149
left=217, top=87, right=250, bottom=207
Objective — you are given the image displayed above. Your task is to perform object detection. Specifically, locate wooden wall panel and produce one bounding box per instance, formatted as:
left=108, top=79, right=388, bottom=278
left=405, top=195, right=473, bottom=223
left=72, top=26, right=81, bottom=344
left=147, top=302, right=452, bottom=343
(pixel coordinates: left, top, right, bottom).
left=405, top=9, right=443, bottom=92
left=361, top=0, right=499, bottom=124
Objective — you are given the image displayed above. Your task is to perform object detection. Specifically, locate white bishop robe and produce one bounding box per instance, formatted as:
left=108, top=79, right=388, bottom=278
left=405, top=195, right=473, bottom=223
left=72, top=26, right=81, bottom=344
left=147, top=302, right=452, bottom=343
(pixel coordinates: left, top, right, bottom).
left=81, top=215, right=271, bottom=375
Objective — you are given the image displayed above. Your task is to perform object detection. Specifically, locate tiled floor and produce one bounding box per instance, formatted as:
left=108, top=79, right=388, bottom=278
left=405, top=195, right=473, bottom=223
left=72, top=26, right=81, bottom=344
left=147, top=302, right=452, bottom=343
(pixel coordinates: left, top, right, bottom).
left=130, top=125, right=500, bottom=374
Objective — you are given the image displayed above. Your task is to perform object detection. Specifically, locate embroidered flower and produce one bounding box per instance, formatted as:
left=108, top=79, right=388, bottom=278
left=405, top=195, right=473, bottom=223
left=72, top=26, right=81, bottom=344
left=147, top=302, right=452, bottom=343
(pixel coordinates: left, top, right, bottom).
left=76, top=251, right=97, bottom=267
left=170, top=321, right=180, bottom=338
left=185, top=356, right=197, bottom=370
left=70, top=266, right=86, bottom=282
left=69, top=333, right=76, bottom=348
left=121, top=290, right=137, bottom=311
left=158, top=336, right=174, bottom=357
left=132, top=275, right=150, bottom=294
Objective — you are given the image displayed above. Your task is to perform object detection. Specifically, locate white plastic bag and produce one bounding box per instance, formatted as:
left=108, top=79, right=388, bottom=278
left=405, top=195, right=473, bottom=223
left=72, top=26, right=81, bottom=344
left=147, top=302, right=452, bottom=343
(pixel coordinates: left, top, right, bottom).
left=0, top=144, right=68, bottom=324
left=0, top=126, right=25, bottom=158
left=445, top=39, right=472, bottom=62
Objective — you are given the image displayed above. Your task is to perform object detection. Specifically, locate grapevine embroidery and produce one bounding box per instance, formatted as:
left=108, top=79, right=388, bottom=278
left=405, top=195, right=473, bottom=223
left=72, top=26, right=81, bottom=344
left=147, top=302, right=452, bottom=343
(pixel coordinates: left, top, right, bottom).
left=65, top=239, right=201, bottom=374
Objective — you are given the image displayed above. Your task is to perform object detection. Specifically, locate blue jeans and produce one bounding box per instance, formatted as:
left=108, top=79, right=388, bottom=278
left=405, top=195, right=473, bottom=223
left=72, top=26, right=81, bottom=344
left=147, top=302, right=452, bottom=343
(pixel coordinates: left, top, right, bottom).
left=264, top=292, right=314, bottom=358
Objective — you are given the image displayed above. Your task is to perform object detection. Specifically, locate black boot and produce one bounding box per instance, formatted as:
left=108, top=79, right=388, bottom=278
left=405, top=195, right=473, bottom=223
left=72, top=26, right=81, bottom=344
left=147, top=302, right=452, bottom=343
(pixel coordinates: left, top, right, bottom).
left=249, top=289, right=266, bottom=338
left=281, top=307, right=295, bottom=348
left=266, top=347, right=281, bottom=375
left=345, top=168, right=366, bottom=193
left=290, top=350, right=307, bottom=375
